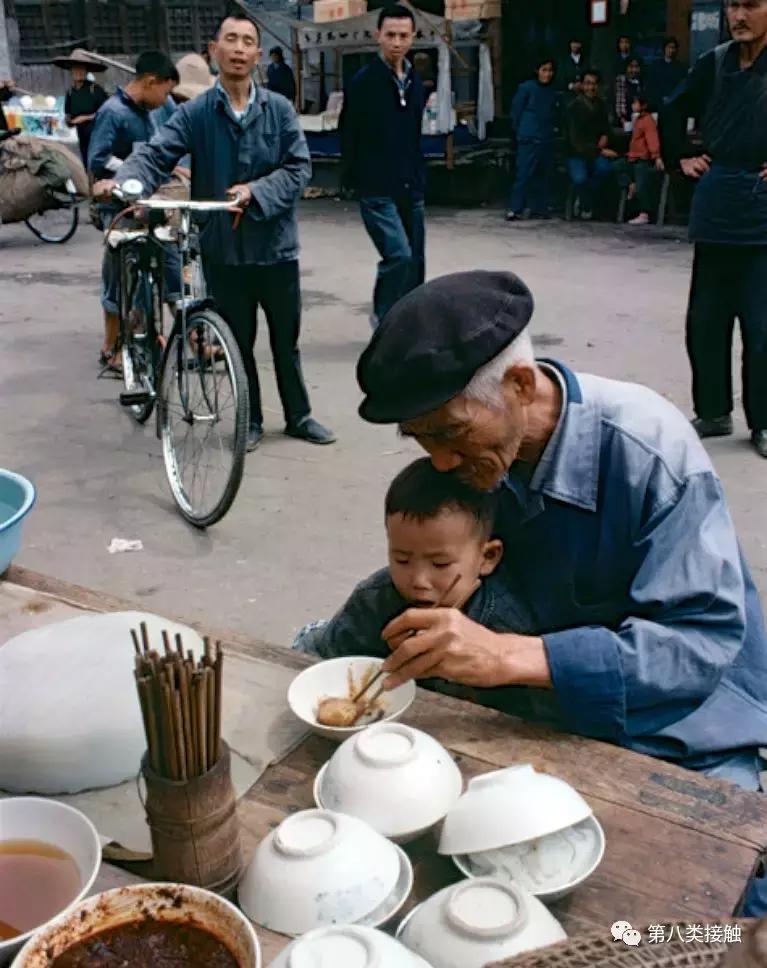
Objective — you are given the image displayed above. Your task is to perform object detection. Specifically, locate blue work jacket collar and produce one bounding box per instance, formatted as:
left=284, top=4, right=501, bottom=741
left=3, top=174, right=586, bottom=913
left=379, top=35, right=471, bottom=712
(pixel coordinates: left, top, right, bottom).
left=213, top=79, right=264, bottom=128
left=503, top=359, right=601, bottom=514
left=116, top=86, right=150, bottom=117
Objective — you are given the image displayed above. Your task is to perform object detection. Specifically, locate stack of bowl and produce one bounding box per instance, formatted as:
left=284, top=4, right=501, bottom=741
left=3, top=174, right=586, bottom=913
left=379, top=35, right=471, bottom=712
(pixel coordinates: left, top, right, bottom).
left=313, top=722, right=463, bottom=843
left=396, top=876, right=566, bottom=968
left=268, top=925, right=434, bottom=968
left=439, top=765, right=606, bottom=903
left=238, top=809, right=413, bottom=936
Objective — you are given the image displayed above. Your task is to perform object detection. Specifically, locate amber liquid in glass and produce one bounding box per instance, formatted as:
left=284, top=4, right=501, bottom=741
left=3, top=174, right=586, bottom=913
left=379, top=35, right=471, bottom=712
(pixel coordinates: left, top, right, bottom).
left=0, top=839, right=81, bottom=941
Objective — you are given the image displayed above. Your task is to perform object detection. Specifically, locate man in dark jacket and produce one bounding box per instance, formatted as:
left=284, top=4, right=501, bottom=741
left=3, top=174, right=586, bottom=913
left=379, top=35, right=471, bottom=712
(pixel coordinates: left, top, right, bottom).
left=560, top=38, right=585, bottom=96
left=646, top=36, right=688, bottom=110
left=661, top=0, right=767, bottom=459
left=565, top=69, right=616, bottom=219
left=107, top=12, right=335, bottom=449
left=267, top=46, right=296, bottom=104
left=340, top=4, right=426, bottom=328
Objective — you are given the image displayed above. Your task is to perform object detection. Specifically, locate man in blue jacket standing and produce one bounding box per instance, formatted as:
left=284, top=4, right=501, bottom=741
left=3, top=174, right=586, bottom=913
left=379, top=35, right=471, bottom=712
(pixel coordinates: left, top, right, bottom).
left=100, top=12, right=335, bottom=450
left=340, top=5, right=426, bottom=328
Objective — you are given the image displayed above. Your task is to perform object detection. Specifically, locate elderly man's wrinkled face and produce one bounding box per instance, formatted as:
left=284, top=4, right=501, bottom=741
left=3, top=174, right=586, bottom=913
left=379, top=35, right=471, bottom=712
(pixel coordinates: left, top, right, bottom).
left=400, top=365, right=537, bottom=491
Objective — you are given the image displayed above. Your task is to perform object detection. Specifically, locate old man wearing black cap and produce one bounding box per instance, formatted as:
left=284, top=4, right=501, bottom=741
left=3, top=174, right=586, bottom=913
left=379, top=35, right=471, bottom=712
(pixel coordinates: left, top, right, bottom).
left=304, top=270, right=767, bottom=907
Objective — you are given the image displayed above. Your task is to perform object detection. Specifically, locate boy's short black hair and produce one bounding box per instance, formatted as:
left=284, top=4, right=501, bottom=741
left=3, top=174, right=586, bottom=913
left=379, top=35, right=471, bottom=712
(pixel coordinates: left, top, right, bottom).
left=270, top=45, right=284, bottom=57
left=536, top=55, right=556, bottom=72
left=378, top=5, right=416, bottom=30
left=135, top=51, right=179, bottom=83
left=583, top=68, right=601, bottom=83
left=385, top=458, right=498, bottom=537
left=664, top=36, right=679, bottom=49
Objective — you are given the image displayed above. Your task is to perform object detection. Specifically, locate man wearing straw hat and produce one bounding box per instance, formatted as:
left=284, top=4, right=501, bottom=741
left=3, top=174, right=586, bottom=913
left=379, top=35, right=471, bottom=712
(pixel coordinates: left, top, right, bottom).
left=52, top=48, right=109, bottom=166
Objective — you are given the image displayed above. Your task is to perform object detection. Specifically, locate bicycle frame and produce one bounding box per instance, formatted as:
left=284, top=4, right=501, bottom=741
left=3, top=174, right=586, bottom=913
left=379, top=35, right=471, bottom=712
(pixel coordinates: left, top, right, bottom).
left=107, top=193, right=241, bottom=424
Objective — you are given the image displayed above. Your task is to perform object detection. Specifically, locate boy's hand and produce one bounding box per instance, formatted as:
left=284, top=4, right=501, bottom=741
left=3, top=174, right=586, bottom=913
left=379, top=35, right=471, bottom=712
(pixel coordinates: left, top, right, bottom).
left=655, top=157, right=665, bottom=172
left=380, top=610, right=551, bottom=690
left=92, top=179, right=117, bottom=200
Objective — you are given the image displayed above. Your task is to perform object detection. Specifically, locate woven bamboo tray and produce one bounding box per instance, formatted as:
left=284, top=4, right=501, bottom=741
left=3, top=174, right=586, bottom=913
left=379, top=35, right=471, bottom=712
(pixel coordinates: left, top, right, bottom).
left=488, top=922, right=759, bottom=968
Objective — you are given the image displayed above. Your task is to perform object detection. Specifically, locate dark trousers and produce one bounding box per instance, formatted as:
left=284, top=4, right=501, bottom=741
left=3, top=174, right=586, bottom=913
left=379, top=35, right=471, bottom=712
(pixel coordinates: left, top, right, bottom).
left=508, top=140, right=555, bottom=215
left=205, top=260, right=310, bottom=429
left=359, top=195, right=426, bottom=323
left=686, top=243, right=767, bottom=431
left=615, top=158, right=659, bottom=215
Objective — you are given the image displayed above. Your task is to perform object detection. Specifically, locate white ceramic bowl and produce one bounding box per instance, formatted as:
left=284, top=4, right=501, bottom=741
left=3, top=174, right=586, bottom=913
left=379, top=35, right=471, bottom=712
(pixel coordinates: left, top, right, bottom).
left=288, top=657, right=416, bottom=741
left=396, top=877, right=566, bottom=968
left=314, top=723, right=463, bottom=843
left=12, top=882, right=260, bottom=967
left=238, top=809, right=408, bottom=936
left=452, top=815, right=606, bottom=903
left=0, top=797, right=101, bottom=966
left=267, top=924, right=435, bottom=968
left=438, top=765, right=593, bottom=856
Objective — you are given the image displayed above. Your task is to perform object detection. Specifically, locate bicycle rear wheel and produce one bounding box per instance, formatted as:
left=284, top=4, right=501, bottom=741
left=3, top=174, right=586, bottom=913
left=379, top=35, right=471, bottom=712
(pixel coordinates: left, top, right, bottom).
left=158, top=309, right=248, bottom=528
left=25, top=201, right=79, bottom=244
left=120, top=252, right=162, bottom=424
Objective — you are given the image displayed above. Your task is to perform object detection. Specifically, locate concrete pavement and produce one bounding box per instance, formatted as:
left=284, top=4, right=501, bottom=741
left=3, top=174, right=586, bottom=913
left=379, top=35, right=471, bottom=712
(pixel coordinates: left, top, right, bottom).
left=1, top=203, right=764, bottom=647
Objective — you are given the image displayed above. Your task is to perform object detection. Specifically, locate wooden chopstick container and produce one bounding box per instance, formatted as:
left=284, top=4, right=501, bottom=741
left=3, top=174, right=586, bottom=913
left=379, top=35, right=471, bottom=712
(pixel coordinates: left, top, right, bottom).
left=141, top=739, right=242, bottom=896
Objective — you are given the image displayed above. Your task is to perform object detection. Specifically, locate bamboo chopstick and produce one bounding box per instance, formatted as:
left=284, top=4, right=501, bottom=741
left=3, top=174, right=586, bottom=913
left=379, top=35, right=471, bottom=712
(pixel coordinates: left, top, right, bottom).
left=130, top=627, right=226, bottom=782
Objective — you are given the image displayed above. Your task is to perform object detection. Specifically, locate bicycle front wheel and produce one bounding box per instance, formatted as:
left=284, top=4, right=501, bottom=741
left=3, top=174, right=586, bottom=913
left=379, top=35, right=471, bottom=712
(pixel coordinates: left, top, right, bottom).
left=25, top=203, right=79, bottom=244
left=158, top=310, right=249, bottom=528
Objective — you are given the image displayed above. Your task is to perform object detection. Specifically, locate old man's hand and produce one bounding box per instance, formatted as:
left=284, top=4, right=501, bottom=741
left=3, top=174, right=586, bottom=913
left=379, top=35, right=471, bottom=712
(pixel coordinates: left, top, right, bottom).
left=380, top=608, right=552, bottom=690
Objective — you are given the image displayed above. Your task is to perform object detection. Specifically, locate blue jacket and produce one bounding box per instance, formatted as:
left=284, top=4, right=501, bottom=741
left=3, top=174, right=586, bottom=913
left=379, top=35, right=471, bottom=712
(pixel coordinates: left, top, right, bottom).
left=89, top=87, right=156, bottom=180
left=296, top=362, right=767, bottom=774
left=115, top=84, right=311, bottom=267
left=340, top=56, right=426, bottom=199
left=510, top=79, right=558, bottom=143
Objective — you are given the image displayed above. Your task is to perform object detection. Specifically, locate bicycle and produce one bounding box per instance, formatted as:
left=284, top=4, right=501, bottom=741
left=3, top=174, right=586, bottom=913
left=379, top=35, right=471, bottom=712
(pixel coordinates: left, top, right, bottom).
left=108, top=179, right=249, bottom=528
left=0, top=128, right=80, bottom=244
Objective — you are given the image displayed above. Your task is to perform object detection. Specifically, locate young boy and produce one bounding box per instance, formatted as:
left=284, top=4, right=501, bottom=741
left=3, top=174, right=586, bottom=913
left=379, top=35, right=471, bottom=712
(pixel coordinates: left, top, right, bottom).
left=89, top=51, right=180, bottom=375
left=294, top=458, right=553, bottom=719
left=624, top=90, right=664, bottom=226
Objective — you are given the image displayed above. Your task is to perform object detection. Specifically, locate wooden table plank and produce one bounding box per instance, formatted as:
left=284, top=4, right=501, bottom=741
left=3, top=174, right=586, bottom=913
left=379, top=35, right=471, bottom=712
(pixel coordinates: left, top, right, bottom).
left=6, top=566, right=766, bottom=964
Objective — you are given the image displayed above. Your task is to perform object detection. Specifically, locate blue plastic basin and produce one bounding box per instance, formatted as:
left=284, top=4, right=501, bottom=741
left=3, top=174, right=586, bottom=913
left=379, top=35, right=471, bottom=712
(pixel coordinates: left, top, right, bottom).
left=0, top=470, right=36, bottom=575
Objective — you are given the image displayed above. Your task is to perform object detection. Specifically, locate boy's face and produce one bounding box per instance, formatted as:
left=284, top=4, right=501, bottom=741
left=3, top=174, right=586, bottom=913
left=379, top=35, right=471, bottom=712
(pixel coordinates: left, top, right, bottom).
left=386, top=510, right=502, bottom=609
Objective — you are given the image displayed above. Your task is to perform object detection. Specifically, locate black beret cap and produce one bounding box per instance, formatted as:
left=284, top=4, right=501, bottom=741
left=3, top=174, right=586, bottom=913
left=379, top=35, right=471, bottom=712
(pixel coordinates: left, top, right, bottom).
left=357, top=270, right=534, bottom=424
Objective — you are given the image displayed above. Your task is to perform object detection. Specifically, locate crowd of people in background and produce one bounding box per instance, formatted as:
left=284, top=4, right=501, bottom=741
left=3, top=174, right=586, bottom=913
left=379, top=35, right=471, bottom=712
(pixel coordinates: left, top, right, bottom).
left=506, top=34, right=685, bottom=226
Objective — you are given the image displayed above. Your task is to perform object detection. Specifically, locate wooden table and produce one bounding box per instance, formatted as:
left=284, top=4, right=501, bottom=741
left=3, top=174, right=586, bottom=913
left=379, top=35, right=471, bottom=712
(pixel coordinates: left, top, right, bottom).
left=7, top=566, right=767, bottom=965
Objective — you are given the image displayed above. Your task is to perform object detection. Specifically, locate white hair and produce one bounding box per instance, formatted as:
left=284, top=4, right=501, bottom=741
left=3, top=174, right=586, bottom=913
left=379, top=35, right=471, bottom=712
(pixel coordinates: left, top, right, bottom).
left=462, top=330, right=535, bottom=409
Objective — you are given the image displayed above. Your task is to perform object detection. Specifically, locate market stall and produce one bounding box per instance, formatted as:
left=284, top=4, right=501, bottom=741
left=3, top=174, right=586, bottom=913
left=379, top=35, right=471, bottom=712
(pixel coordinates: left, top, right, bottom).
left=241, top=3, right=508, bottom=199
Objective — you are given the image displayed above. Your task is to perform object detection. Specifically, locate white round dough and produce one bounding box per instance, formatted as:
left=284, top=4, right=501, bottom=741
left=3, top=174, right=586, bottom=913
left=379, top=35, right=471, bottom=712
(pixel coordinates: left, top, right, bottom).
left=0, top=611, right=202, bottom=794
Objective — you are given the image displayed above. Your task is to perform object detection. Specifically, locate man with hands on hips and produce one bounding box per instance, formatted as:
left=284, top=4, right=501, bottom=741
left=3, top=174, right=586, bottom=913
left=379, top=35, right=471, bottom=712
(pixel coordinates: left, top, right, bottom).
left=98, top=10, right=335, bottom=451
left=661, top=0, right=767, bottom=458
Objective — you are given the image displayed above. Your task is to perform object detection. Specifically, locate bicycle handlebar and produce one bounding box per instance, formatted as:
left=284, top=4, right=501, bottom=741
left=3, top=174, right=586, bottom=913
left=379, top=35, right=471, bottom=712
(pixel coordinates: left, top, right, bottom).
left=122, top=195, right=243, bottom=212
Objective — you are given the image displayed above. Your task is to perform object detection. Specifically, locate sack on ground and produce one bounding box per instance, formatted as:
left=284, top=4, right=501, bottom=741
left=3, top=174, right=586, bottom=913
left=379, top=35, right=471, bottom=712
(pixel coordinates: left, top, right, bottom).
left=0, top=134, right=85, bottom=224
